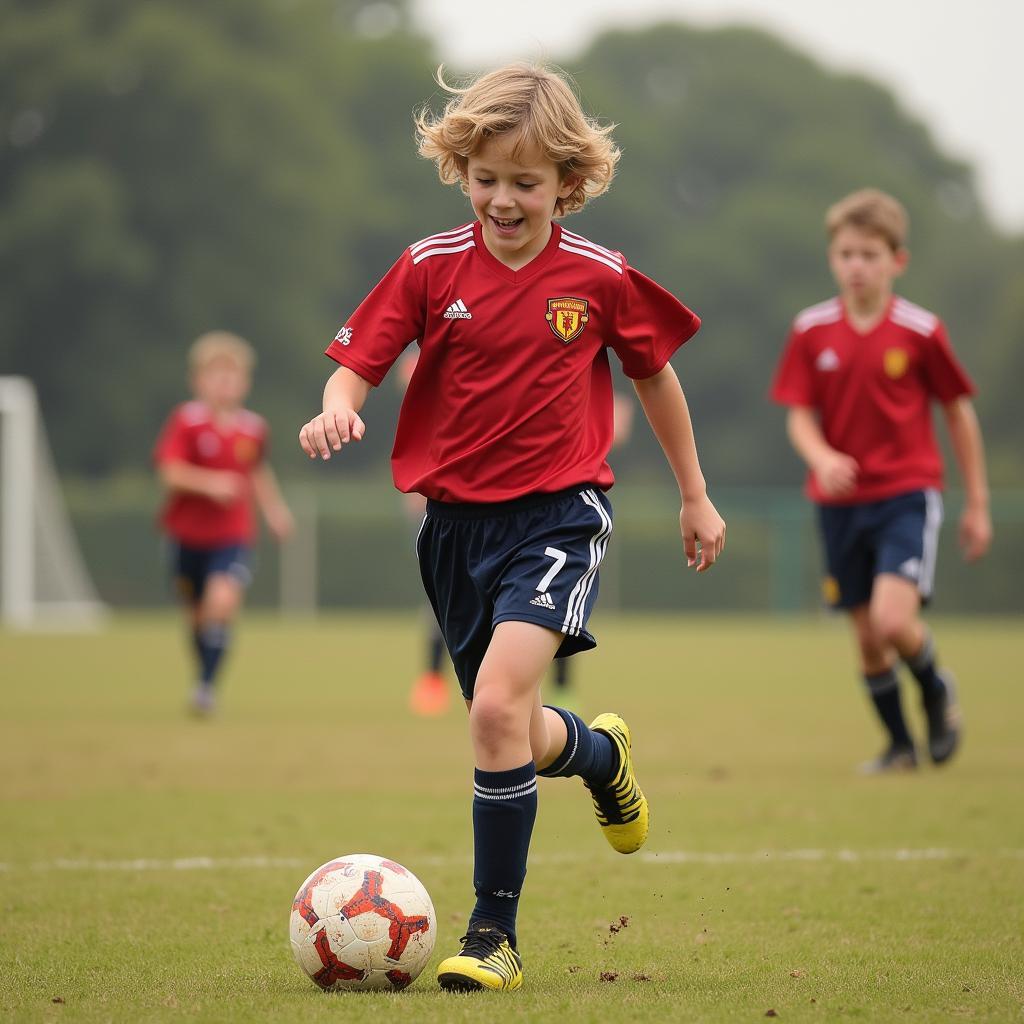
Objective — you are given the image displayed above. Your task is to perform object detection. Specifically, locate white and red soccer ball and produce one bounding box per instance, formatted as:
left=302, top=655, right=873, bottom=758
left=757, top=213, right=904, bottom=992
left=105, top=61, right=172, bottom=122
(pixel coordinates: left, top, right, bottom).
left=289, top=854, right=436, bottom=992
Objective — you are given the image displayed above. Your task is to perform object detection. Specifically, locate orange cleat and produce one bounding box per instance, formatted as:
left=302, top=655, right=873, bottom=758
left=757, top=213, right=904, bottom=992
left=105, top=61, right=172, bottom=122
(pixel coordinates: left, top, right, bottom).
left=409, top=671, right=450, bottom=716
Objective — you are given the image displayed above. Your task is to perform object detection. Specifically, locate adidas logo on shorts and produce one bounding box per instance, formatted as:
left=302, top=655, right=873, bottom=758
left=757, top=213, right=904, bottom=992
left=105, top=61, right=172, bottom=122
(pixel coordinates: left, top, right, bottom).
left=530, top=592, right=556, bottom=611
left=444, top=298, right=472, bottom=319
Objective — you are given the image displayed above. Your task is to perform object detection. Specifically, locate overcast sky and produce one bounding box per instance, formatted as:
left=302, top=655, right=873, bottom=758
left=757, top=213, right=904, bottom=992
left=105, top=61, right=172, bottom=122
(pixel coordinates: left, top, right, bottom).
left=409, top=0, right=1024, bottom=233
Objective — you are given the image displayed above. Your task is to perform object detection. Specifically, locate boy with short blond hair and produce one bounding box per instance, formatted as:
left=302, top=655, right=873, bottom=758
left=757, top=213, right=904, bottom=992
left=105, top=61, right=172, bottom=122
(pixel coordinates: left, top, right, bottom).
left=772, top=188, right=991, bottom=773
left=155, top=331, right=293, bottom=714
left=300, top=63, right=725, bottom=991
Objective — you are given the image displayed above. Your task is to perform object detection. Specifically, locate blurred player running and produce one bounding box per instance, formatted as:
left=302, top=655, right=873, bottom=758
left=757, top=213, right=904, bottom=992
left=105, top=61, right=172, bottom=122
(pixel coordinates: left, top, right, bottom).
left=771, top=189, right=992, bottom=772
left=155, top=332, right=293, bottom=715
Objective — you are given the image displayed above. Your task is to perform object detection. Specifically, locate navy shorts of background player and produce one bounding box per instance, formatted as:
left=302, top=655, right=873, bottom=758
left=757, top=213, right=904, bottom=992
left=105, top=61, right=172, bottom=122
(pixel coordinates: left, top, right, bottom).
left=416, top=485, right=612, bottom=701
left=817, top=488, right=943, bottom=610
left=170, top=542, right=253, bottom=605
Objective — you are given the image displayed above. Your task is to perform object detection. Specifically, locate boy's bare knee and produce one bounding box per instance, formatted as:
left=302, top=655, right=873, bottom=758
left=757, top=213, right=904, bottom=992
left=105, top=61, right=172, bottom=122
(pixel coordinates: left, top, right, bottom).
left=871, top=608, right=912, bottom=648
left=470, top=690, right=519, bottom=751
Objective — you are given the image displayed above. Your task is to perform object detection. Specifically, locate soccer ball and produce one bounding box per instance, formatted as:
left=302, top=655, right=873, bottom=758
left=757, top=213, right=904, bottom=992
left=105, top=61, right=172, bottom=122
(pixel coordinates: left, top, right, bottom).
left=289, top=853, right=436, bottom=992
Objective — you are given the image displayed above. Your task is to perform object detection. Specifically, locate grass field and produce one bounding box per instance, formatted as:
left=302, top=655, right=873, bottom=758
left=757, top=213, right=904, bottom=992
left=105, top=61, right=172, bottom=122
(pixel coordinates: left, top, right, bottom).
left=2, top=612, right=1023, bottom=1023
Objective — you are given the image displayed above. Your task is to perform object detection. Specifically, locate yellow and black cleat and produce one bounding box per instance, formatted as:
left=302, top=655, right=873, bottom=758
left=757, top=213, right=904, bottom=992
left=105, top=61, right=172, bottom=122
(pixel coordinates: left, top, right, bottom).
left=437, top=922, right=523, bottom=992
left=586, top=712, right=649, bottom=854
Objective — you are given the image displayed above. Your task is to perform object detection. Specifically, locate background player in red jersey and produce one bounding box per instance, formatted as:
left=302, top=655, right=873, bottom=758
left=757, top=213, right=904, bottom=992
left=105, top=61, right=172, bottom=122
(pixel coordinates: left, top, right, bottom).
left=155, top=331, right=293, bottom=714
left=299, top=64, right=725, bottom=991
left=772, top=189, right=992, bottom=773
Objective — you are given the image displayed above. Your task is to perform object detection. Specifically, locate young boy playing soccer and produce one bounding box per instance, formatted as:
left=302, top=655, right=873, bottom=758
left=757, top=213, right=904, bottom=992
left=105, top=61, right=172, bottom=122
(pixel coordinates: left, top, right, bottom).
left=299, top=64, right=725, bottom=991
left=771, top=189, right=992, bottom=773
left=155, top=331, right=294, bottom=714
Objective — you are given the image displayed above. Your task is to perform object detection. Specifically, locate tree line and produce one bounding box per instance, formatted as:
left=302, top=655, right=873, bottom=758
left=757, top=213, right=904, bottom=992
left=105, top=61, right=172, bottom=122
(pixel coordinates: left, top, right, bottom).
left=2, top=0, right=1020, bottom=485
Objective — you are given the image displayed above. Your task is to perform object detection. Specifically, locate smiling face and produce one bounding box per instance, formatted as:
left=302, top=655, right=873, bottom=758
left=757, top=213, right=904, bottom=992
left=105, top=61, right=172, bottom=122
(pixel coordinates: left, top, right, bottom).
left=828, top=225, right=908, bottom=313
left=466, top=134, right=577, bottom=270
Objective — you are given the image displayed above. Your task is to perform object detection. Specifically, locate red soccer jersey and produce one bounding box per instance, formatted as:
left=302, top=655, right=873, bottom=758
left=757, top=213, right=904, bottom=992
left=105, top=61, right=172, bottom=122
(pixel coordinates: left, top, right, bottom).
left=153, top=401, right=268, bottom=546
left=770, top=295, right=975, bottom=505
left=325, top=221, right=700, bottom=502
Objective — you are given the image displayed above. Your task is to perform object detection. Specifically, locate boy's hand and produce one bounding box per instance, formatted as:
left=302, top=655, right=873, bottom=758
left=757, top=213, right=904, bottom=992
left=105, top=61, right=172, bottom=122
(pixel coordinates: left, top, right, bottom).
left=299, top=408, right=365, bottom=460
left=813, top=450, right=859, bottom=498
left=959, top=503, right=992, bottom=562
left=680, top=493, right=726, bottom=573
left=207, top=471, right=245, bottom=505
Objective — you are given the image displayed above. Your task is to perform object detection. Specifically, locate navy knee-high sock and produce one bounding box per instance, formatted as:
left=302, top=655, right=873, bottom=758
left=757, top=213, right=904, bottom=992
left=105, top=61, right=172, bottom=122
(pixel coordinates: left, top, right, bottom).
left=864, top=668, right=913, bottom=748
left=536, top=706, right=616, bottom=785
left=903, top=628, right=943, bottom=699
left=469, top=762, right=537, bottom=949
left=195, top=622, right=229, bottom=687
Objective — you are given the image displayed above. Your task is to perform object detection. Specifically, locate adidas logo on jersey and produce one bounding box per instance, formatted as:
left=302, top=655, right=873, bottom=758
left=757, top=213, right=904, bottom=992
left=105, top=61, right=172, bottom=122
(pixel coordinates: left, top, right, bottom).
left=816, top=347, right=840, bottom=371
left=530, top=592, right=556, bottom=611
left=443, top=298, right=472, bottom=319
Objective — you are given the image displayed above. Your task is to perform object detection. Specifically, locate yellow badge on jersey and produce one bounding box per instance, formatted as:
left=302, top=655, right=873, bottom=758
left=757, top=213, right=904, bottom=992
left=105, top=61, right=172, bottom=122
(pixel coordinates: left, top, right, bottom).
left=546, top=297, right=590, bottom=344
left=883, top=347, right=909, bottom=379
left=234, top=437, right=260, bottom=465
left=822, top=576, right=841, bottom=606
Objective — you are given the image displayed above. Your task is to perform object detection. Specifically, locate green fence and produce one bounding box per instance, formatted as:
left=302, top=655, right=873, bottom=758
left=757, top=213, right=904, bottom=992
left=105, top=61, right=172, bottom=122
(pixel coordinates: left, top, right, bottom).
left=63, top=477, right=1024, bottom=615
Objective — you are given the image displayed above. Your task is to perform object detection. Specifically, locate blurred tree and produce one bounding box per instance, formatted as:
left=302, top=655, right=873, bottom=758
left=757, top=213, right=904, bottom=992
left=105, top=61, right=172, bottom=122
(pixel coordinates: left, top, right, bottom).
left=569, top=24, right=1021, bottom=485
left=0, top=0, right=440, bottom=474
left=1, top=11, right=1019, bottom=484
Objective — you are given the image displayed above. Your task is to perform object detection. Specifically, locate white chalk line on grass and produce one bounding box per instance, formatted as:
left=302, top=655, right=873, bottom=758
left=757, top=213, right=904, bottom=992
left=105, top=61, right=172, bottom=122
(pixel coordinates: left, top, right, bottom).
left=1, top=848, right=1022, bottom=873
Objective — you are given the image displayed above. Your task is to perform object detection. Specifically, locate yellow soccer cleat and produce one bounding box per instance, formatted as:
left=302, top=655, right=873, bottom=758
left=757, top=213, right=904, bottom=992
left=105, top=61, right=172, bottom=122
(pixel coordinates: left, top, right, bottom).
left=586, top=712, right=649, bottom=854
left=436, top=922, right=523, bottom=992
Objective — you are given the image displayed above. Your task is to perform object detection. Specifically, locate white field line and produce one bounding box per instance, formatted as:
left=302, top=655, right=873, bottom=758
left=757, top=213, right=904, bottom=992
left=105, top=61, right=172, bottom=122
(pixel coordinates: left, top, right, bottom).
left=1, top=848, right=1023, bottom=873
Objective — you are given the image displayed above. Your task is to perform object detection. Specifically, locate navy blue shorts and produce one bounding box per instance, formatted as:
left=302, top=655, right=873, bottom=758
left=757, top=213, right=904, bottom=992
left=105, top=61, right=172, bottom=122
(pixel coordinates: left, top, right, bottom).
left=817, top=489, right=943, bottom=609
left=169, top=542, right=252, bottom=604
left=416, top=485, right=613, bottom=701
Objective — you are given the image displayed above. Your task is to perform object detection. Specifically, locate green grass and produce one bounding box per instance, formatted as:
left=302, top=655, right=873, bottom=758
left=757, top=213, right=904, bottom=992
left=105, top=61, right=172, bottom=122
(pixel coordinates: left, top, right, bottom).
left=2, top=612, right=1023, bottom=1022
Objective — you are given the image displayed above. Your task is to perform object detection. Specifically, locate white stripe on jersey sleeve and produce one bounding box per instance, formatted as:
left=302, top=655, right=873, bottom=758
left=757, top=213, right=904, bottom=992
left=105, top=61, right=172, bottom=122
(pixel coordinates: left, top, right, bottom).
left=558, top=242, right=623, bottom=274
left=793, top=298, right=842, bottom=333
left=410, top=224, right=476, bottom=255
left=411, top=239, right=476, bottom=265
left=559, top=229, right=623, bottom=265
left=891, top=297, right=938, bottom=336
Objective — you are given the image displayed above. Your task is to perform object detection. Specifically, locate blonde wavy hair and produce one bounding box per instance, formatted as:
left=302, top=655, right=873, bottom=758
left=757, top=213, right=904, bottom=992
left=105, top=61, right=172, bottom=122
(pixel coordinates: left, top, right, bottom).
left=826, top=189, right=908, bottom=251
left=415, top=64, right=620, bottom=217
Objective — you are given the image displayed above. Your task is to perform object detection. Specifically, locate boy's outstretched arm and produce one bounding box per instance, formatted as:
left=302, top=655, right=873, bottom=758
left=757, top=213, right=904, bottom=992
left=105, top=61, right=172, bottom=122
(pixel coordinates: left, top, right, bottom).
left=298, top=366, right=372, bottom=460
left=785, top=406, right=859, bottom=499
left=942, top=396, right=992, bottom=561
left=633, top=363, right=725, bottom=572
left=251, top=464, right=294, bottom=542
left=158, top=461, right=243, bottom=505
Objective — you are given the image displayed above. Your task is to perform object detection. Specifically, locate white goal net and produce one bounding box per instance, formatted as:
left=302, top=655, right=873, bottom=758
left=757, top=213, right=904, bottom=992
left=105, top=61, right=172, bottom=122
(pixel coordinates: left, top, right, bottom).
left=0, top=376, right=106, bottom=629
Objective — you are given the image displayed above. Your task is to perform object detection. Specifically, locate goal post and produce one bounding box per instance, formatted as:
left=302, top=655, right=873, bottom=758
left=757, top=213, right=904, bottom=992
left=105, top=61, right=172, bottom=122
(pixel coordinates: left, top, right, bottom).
left=0, top=376, right=107, bottom=630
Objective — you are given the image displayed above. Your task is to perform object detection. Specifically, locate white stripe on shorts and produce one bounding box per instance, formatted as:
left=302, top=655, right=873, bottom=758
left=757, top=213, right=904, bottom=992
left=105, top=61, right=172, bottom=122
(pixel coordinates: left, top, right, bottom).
left=919, top=488, right=943, bottom=599
left=414, top=512, right=428, bottom=557
left=561, top=489, right=612, bottom=637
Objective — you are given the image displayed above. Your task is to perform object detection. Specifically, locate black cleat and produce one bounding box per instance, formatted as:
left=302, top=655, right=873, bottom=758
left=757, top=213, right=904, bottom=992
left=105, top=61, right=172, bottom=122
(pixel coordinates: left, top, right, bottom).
left=923, top=670, right=962, bottom=765
left=858, top=743, right=918, bottom=775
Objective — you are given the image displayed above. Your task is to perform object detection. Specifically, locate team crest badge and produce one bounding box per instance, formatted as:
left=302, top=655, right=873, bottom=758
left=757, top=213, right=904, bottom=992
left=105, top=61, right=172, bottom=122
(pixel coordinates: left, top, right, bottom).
left=546, top=297, right=589, bottom=344
left=234, top=437, right=260, bottom=465
left=883, top=347, right=909, bottom=379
